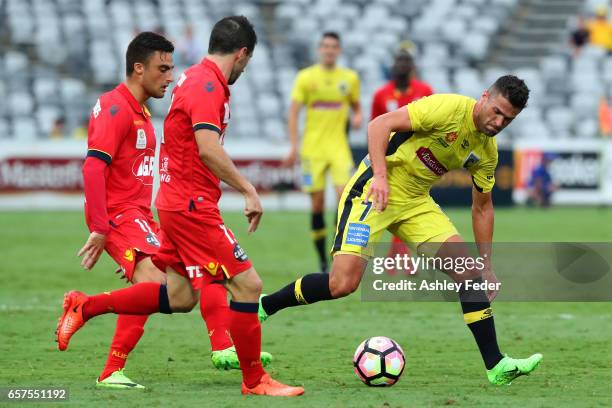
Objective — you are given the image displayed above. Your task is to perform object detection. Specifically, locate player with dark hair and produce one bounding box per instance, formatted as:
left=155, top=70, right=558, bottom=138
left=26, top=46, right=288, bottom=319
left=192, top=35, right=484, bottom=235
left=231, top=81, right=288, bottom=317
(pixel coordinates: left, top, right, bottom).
left=70, top=31, right=174, bottom=389
left=260, top=75, right=543, bottom=385
left=66, top=31, right=270, bottom=389
left=284, top=31, right=362, bottom=273
left=56, top=17, right=303, bottom=396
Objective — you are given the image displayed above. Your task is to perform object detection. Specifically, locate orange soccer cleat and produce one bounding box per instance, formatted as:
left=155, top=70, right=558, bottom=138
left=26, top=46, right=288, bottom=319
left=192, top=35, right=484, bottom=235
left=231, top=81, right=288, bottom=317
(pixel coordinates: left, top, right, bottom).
left=241, top=374, right=304, bottom=397
left=55, top=290, right=88, bottom=351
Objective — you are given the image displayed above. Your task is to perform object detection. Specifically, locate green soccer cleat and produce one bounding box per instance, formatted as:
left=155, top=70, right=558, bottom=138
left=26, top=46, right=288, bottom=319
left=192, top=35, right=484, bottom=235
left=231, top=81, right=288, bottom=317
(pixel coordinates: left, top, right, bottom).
left=487, top=353, right=543, bottom=385
left=211, top=346, right=273, bottom=370
left=258, top=294, right=269, bottom=323
left=95, top=369, right=145, bottom=389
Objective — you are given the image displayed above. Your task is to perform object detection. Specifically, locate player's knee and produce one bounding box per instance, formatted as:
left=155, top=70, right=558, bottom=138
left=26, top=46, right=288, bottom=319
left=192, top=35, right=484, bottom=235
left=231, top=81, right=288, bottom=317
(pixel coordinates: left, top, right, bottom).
left=310, top=193, right=325, bottom=213
left=242, top=270, right=263, bottom=296
left=133, top=269, right=167, bottom=284
left=133, top=258, right=167, bottom=284
left=329, top=275, right=358, bottom=298
left=167, top=281, right=197, bottom=312
left=171, top=293, right=197, bottom=312
left=453, top=267, right=483, bottom=282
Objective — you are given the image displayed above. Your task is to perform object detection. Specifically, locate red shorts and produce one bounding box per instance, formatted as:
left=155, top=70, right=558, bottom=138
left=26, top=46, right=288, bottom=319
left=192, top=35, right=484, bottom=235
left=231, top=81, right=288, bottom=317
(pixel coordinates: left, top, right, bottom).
left=87, top=208, right=162, bottom=282
left=153, top=208, right=252, bottom=290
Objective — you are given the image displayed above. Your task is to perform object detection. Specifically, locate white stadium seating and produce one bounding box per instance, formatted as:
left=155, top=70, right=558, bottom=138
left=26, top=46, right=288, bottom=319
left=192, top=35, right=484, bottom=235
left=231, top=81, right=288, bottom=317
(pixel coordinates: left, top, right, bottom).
left=1, top=0, right=610, bottom=140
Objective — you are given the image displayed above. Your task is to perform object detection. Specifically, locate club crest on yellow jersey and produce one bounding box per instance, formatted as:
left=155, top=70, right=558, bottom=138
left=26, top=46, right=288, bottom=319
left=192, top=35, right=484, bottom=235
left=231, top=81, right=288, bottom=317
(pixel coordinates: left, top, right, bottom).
left=445, top=132, right=458, bottom=144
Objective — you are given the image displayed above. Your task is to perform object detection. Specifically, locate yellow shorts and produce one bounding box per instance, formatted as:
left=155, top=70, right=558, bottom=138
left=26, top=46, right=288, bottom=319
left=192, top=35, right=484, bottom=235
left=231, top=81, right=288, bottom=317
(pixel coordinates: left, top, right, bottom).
left=332, top=162, right=458, bottom=258
left=300, top=149, right=354, bottom=193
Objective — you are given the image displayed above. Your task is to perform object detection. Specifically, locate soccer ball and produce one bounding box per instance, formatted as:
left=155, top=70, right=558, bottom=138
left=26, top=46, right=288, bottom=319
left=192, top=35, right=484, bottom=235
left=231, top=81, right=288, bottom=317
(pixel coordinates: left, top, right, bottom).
left=353, top=336, right=405, bottom=387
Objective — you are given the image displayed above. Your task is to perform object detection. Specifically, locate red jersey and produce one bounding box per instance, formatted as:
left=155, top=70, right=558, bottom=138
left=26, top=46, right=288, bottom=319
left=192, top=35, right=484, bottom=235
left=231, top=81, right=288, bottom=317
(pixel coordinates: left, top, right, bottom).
left=86, top=83, right=156, bottom=218
left=370, top=79, right=433, bottom=120
left=156, top=58, right=230, bottom=211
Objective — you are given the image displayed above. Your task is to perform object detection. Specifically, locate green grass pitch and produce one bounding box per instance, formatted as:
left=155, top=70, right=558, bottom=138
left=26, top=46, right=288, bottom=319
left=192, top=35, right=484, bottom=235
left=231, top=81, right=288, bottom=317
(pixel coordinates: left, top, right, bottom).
left=1, top=207, right=611, bottom=407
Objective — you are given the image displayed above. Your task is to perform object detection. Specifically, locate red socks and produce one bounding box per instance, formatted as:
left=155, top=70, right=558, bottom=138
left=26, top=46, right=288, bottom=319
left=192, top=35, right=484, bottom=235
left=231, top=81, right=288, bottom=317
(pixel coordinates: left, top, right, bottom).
left=229, top=302, right=265, bottom=388
left=99, top=315, right=149, bottom=381
left=200, top=283, right=233, bottom=351
left=386, top=235, right=413, bottom=275
left=83, top=282, right=165, bottom=320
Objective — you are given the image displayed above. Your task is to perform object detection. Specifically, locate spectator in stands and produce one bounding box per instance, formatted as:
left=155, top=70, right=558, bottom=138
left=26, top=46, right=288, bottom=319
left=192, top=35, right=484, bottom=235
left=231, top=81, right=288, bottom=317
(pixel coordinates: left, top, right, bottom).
left=586, top=6, right=612, bottom=53
left=176, top=25, right=202, bottom=66
left=71, top=118, right=89, bottom=140
left=569, top=16, right=589, bottom=56
left=527, top=153, right=558, bottom=208
left=50, top=117, right=66, bottom=139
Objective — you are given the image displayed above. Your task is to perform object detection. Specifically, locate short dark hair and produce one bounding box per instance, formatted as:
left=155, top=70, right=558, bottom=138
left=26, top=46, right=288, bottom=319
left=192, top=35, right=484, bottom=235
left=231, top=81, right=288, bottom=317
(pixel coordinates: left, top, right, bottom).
left=126, top=32, right=174, bottom=76
left=321, top=31, right=341, bottom=43
left=208, top=16, right=257, bottom=55
left=490, top=75, right=530, bottom=109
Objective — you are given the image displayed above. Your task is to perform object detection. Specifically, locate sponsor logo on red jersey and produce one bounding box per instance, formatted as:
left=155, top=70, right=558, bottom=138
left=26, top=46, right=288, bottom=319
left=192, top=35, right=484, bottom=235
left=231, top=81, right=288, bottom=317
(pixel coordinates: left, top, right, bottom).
left=131, top=148, right=156, bottom=185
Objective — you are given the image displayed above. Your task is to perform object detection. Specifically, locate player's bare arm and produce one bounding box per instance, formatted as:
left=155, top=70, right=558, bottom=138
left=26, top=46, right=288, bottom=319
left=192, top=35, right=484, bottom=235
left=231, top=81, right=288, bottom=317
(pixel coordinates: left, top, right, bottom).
left=195, top=129, right=263, bottom=233
left=284, top=100, right=303, bottom=166
left=471, top=186, right=499, bottom=301
left=350, top=101, right=363, bottom=130
left=365, top=107, right=413, bottom=212
left=79, top=153, right=112, bottom=270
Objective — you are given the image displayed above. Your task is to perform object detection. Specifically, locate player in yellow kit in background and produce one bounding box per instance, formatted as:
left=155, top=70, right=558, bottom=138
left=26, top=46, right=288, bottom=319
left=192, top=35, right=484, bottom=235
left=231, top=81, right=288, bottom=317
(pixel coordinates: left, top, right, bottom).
left=262, top=75, right=543, bottom=385
left=284, top=31, right=362, bottom=273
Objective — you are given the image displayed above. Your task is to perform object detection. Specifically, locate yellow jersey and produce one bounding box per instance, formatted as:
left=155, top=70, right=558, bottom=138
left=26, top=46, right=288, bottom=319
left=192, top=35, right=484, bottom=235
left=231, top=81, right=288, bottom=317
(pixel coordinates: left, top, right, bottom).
left=291, top=64, right=360, bottom=157
left=380, top=94, right=497, bottom=198
left=587, top=19, right=612, bottom=50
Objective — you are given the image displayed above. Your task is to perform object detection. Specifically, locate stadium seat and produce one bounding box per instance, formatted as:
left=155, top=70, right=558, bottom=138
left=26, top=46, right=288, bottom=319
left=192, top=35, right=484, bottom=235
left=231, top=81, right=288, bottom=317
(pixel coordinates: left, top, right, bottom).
left=540, top=55, right=568, bottom=81
left=421, top=69, right=453, bottom=93
left=4, top=52, right=28, bottom=76
left=60, top=79, right=86, bottom=103
left=461, top=32, right=490, bottom=62
left=0, top=0, right=591, bottom=141
left=12, top=117, right=38, bottom=141
left=545, top=106, right=574, bottom=136
left=483, top=67, right=507, bottom=87
left=601, top=57, right=612, bottom=84
left=571, top=93, right=599, bottom=120
left=37, top=106, right=62, bottom=134
left=441, top=19, right=468, bottom=46
left=0, top=81, right=5, bottom=117
left=574, top=119, right=599, bottom=138
left=9, top=93, right=34, bottom=117
left=258, top=94, right=282, bottom=120
left=263, top=119, right=286, bottom=142
left=0, top=119, right=10, bottom=139
left=454, top=68, right=484, bottom=98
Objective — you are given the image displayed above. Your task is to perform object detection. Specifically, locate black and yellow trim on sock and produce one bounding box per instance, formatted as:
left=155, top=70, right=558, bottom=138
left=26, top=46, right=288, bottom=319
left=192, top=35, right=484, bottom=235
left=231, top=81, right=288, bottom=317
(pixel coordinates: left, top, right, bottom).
left=294, top=277, right=308, bottom=305
left=459, top=283, right=503, bottom=370
left=311, top=229, right=327, bottom=240
left=261, top=273, right=333, bottom=316
left=463, top=307, right=493, bottom=324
